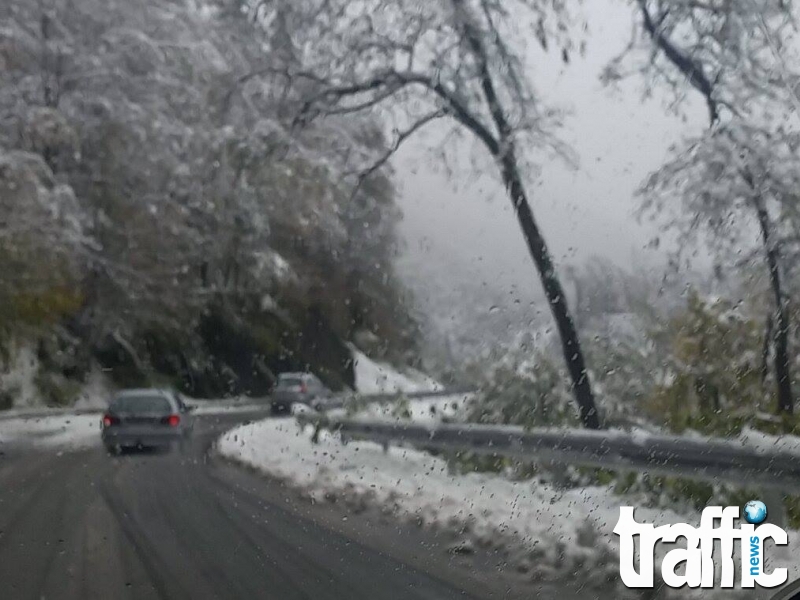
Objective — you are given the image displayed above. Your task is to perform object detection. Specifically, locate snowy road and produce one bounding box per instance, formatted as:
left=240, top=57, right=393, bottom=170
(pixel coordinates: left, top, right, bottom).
left=0, top=411, right=585, bottom=600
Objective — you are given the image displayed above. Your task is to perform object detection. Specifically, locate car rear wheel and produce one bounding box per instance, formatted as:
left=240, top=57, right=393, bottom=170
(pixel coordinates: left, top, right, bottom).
left=271, top=403, right=291, bottom=416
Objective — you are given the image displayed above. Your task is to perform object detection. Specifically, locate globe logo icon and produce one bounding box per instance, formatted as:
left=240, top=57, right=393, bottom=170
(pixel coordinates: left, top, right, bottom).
left=744, top=500, right=768, bottom=524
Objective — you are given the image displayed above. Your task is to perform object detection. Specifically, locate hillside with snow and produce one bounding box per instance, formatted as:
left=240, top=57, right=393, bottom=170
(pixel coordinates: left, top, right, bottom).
left=351, top=348, right=442, bottom=394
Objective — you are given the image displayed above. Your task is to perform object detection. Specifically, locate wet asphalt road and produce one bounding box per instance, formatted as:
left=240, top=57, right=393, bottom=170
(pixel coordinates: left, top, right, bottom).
left=0, top=412, right=584, bottom=600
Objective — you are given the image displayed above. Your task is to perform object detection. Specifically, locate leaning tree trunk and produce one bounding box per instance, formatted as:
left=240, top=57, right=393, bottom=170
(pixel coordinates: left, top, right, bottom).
left=761, top=313, right=773, bottom=384
left=754, top=197, right=794, bottom=415
left=450, top=4, right=601, bottom=429
left=499, top=152, right=601, bottom=429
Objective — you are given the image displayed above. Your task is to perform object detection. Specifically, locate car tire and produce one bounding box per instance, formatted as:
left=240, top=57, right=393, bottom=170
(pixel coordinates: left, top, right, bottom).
left=271, top=403, right=290, bottom=416
left=105, top=443, right=120, bottom=456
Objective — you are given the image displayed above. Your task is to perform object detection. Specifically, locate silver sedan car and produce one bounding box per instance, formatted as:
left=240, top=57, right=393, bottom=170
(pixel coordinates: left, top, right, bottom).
left=271, top=372, right=333, bottom=413
left=101, top=389, right=194, bottom=454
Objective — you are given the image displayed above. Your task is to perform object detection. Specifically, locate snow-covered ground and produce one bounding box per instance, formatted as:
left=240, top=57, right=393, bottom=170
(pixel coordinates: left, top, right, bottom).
left=351, top=348, right=442, bottom=394
left=214, top=419, right=631, bottom=592
left=217, top=415, right=800, bottom=597
left=0, top=414, right=101, bottom=450
left=738, top=426, right=800, bottom=457
left=190, top=402, right=271, bottom=415
left=350, top=393, right=469, bottom=424
left=72, top=366, right=115, bottom=409
left=0, top=344, right=40, bottom=407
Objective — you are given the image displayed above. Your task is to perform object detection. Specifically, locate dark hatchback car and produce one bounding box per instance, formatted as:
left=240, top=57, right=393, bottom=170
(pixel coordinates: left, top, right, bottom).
left=101, top=389, right=194, bottom=454
left=271, top=373, right=333, bottom=413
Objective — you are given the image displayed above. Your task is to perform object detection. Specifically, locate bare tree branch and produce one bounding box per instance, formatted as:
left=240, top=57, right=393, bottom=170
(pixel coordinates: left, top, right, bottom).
left=636, top=0, right=719, bottom=125
left=293, top=70, right=501, bottom=155
left=348, top=109, right=445, bottom=199
left=757, top=12, right=800, bottom=122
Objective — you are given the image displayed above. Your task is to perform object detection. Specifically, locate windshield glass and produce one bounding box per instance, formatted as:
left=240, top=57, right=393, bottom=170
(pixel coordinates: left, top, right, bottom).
left=1, top=0, right=799, bottom=598
left=110, top=395, right=171, bottom=414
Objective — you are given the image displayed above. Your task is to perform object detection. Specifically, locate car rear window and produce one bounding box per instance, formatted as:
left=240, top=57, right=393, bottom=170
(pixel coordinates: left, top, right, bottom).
left=110, top=395, right=172, bottom=414
left=277, top=378, right=304, bottom=388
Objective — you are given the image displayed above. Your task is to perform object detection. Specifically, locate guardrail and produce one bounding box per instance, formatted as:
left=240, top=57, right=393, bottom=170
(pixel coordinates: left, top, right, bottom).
left=299, top=415, right=800, bottom=526
left=350, top=387, right=474, bottom=402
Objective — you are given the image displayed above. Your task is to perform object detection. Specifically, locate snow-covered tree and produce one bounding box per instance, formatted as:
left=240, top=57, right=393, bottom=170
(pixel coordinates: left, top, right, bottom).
left=0, top=0, right=416, bottom=394
left=0, top=150, right=86, bottom=336
left=613, top=0, right=800, bottom=414
left=246, top=0, right=602, bottom=428
left=647, top=291, right=765, bottom=432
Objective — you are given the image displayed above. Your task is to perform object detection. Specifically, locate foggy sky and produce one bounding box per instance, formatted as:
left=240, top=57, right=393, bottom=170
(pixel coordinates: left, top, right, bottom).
left=394, top=0, right=706, bottom=302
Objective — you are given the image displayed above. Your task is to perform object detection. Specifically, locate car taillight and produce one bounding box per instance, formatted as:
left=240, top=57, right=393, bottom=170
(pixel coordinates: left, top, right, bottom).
left=102, top=414, right=118, bottom=427
left=163, top=414, right=180, bottom=427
